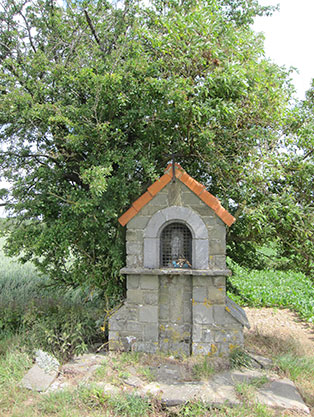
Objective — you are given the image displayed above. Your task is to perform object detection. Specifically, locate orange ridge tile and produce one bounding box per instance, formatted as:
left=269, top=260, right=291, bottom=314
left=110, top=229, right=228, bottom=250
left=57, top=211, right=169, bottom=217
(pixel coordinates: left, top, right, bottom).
left=220, top=211, right=236, bottom=227
left=118, top=206, right=138, bottom=226
left=198, top=190, right=220, bottom=211
left=132, top=191, right=153, bottom=212
left=148, top=173, right=171, bottom=196
left=180, top=173, right=205, bottom=196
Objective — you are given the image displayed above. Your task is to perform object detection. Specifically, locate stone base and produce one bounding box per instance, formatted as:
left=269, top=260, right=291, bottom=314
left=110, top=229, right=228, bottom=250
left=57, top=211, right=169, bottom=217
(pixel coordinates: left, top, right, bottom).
left=109, top=273, right=247, bottom=356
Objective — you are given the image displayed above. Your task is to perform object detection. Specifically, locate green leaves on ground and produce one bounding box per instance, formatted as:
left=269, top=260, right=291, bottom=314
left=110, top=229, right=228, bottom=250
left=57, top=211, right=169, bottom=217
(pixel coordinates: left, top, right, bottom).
left=227, top=259, right=314, bottom=322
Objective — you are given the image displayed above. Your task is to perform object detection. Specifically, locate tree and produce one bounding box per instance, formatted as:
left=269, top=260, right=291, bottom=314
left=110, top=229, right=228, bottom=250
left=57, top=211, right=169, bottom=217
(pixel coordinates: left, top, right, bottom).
left=0, top=0, right=300, bottom=298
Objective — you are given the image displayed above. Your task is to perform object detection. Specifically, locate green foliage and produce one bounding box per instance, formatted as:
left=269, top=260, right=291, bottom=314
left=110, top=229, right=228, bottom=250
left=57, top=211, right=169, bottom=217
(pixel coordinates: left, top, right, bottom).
left=192, top=357, right=215, bottom=379
left=227, top=258, right=314, bottom=322
left=229, top=348, right=253, bottom=369
left=108, top=394, right=152, bottom=417
left=275, top=354, right=314, bottom=381
left=0, top=0, right=301, bottom=293
left=0, top=239, right=106, bottom=361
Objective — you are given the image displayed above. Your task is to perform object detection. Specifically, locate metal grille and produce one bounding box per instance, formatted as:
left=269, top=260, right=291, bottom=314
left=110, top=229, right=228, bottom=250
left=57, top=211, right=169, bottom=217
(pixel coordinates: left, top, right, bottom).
left=160, top=222, right=192, bottom=268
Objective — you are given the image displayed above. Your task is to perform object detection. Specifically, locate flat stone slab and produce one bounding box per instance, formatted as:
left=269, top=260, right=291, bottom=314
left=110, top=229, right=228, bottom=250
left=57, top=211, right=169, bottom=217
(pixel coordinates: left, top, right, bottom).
left=36, top=353, right=310, bottom=414
left=21, top=364, right=58, bottom=392
left=257, top=378, right=310, bottom=414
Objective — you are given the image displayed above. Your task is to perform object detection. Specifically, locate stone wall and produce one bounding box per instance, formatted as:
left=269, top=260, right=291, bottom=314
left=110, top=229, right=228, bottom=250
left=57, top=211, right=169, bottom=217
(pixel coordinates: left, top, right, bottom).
left=109, top=179, right=246, bottom=356
left=109, top=273, right=244, bottom=356
left=126, top=181, right=226, bottom=270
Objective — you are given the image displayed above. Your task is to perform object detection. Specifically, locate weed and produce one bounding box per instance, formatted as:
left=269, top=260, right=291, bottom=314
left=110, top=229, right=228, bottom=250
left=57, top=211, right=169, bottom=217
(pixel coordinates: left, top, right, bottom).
left=230, top=348, right=252, bottom=369
left=275, top=353, right=314, bottom=380
left=77, top=383, right=109, bottom=409
left=138, top=366, right=155, bottom=382
left=109, top=394, right=151, bottom=417
left=192, top=357, right=215, bottom=379
left=37, top=390, right=77, bottom=414
left=248, top=375, right=269, bottom=388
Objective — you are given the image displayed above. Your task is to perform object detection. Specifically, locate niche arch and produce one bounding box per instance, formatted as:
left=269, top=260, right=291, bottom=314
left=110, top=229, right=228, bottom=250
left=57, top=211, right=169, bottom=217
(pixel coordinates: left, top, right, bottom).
left=143, top=206, right=209, bottom=269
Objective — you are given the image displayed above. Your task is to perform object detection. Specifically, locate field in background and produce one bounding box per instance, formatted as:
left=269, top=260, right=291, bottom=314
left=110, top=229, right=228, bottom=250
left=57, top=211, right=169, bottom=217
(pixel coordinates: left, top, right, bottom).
left=227, top=258, right=314, bottom=323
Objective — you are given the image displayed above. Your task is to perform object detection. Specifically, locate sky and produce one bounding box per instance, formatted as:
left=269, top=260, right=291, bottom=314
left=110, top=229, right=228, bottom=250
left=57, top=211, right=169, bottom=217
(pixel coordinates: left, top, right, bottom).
left=1, top=0, right=314, bottom=216
left=253, top=0, right=314, bottom=100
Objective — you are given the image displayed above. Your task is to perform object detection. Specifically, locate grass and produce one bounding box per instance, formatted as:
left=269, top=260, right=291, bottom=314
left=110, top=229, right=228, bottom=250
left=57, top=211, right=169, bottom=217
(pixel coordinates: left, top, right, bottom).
left=0, top=237, right=106, bottom=362
left=227, top=258, right=314, bottom=322
left=192, top=356, right=215, bottom=379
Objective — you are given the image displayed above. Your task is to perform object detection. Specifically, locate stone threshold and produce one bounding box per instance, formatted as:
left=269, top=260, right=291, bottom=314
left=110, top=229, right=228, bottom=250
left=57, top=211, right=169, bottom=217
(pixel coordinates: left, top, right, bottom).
left=120, top=267, right=231, bottom=276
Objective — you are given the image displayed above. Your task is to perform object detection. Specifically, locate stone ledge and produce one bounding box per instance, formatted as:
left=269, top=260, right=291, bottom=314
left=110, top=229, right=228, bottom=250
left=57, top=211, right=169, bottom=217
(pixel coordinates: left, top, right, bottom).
left=120, top=267, right=231, bottom=276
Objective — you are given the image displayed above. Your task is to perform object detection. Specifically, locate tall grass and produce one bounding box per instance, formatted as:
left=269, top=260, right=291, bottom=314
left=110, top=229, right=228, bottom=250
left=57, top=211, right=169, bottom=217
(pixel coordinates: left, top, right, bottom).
left=0, top=237, right=106, bottom=361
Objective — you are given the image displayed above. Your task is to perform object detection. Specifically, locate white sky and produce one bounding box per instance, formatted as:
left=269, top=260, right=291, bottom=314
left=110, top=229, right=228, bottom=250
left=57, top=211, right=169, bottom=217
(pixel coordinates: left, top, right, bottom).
left=253, top=0, right=314, bottom=99
left=1, top=0, right=313, bottom=216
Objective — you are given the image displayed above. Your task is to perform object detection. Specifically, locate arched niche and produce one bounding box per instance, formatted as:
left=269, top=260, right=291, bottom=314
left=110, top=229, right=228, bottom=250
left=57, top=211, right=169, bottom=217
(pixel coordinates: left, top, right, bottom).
left=143, top=206, right=209, bottom=269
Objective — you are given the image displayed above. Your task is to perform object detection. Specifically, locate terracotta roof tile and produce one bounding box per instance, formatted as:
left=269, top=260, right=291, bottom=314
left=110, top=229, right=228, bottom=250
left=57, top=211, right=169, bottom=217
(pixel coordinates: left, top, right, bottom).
left=180, top=173, right=205, bottom=196
left=199, top=190, right=220, bottom=212
left=118, top=206, right=138, bottom=226
left=132, top=191, right=153, bottom=212
left=147, top=173, right=172, bottom=196
left=118, top=163, right=236, bottom=227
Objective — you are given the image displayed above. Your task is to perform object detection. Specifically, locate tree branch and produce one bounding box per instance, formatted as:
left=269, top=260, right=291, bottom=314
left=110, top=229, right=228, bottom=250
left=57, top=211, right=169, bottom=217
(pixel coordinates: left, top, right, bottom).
left=84, top=10, right=106, bottom=56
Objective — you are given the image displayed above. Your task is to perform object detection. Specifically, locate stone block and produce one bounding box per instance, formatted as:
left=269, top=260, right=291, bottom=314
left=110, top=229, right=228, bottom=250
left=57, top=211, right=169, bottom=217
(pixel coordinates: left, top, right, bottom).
left=133, top=342, right=158, bottom=354
left=182, top=192, right=202, bottom=207
left=193, top=206, right=215, bottom=217
left=21, top=364, right=58, bottom=392
left=143, top=291, right=158, bottom=305
left=127, top=275, right=139, bottom=290
left=209, top=240, right=226, bottom=255
left=128, top=215, right=150, bottom=230
left=193, top=303, right=213, bottom=324
left=143, top=237, right=158, bottom=268
left=215, top=331, right=230, bottom=343
left=207, top=288, right=225, bottom=304
left=108, top=318, right=126, bottom=331
left=214, top=276, right=226, bottom=287
left=127, top=321, right=144, bottom=333
left=213, top=305, right=225, bottom=325
left=127, top=253, right=143, bottom=268
left=144, top=211, right=166, bottom=238
left=126, top=230, right=144, bottom=242
left=194, top=239, right=209, bottom=269
left=144, top=323, right=159, bottom=341
left=127, top=307, right=138, bottom=321
left=210, top=255, right=226, bottom=269
left=126, top=242, right=142, bottom=256
left=140, top=275, right=159, bottom=290
left=150, top=193, right=169, bottom=207
left=192, top=275, right=214, bottom=287
left=192, top=342, right=213, bottom=355
left=192, top=324, right=202, bottom=343
left=183, top=302, right=192, bottom=323
left=159, top=304, right=169, bottom=320
left=139, top=305, right=158, bottom=323
left=140, top=204, right=163, bottom=216
left=193, top=286, right=207, bottom=302
left=210, top=223, right=226, bottom=241
left=127, top=289, right=143, bottom=304
left=202, top=328, right=214, bottom=343
left=159, top=292, right=169, bottom=305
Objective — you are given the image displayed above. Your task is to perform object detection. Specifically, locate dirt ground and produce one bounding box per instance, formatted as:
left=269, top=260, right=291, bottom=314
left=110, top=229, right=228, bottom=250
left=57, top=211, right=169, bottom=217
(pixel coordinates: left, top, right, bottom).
left=244, top=307, right=314, bottom=357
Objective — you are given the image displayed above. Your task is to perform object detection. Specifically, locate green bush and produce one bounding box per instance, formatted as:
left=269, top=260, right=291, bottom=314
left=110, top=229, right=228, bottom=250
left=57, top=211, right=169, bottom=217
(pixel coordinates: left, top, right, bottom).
left=227, top=258, right=314, bottom=322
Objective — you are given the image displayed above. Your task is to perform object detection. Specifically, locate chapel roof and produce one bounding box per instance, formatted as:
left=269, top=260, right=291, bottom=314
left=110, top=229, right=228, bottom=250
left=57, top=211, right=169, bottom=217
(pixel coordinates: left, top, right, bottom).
left=118, top=163, right=236, bottom=227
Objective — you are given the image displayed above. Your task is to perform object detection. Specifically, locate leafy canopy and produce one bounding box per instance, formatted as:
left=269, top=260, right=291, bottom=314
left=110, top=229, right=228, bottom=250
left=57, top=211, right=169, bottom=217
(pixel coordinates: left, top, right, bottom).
left=0, top=0, right=310, bottom=297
